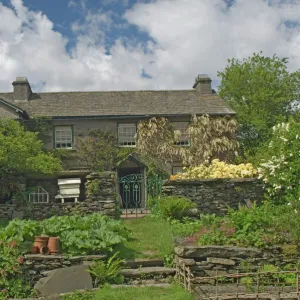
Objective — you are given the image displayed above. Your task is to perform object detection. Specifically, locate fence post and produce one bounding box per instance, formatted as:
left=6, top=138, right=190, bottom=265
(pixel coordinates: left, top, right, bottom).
left=297, top=268, right=299, bottom=300
left=236, top=270, right=239, bottom=300
left=256, top=270, right=260, bottom=300
left=216, top=270, right=219, bottom=299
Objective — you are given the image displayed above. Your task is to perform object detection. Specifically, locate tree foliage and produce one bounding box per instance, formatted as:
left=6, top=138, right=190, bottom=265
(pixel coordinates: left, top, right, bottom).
left=76, top=130, right=132, bottom=172
left=258, top=119, right=300, bottom=204
left=218, top=52, right=300, bottom=159
left=137, top=115, right=237, bottom=167
left=0, top=119, right=62, bottom=197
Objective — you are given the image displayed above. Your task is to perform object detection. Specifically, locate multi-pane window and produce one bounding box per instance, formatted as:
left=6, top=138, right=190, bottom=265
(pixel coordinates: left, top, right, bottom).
left=118, top=123, right=136, bottom=147
left=54, top=126, right=73, bottom=149
left=29, top=186, right=49, bottom=203
left=172, top=166, right=185, bottom=175
left=173, top=122, right=190, bottom=146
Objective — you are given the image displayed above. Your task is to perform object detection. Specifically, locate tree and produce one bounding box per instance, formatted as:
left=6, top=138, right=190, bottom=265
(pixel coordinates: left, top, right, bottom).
left=137, top=115, right=237, bottom=167
left=218, top=52, right=300, bottom=159
left=76, top=130, right=132, bottom=172
left=0, top=119, right=62, bottom=197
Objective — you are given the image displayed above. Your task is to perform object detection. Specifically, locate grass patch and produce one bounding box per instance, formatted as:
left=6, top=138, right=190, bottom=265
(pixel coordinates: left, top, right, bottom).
left=117, top=216, right=174, bottom=259
left=61, top=284, right=194, bottom=300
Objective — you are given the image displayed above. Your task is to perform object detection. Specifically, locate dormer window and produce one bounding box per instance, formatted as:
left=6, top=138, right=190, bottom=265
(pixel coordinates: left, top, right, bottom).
left=54, top=126, right=74, bottom=149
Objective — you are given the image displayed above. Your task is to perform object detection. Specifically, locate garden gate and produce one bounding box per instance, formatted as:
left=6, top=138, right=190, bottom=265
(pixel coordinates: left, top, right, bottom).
left=119, top=174, right=162, bottom=218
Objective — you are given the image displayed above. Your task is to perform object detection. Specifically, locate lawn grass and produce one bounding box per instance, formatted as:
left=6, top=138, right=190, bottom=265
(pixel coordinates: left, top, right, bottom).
left=61, top=284, right=194, bottom=300
left=117, top=216, right=175, bottom=259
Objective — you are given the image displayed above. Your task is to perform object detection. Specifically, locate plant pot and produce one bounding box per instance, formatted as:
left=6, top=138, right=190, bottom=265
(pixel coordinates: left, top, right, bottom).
left=40, top=246, right=50, bottom=255
left=34, top=236, right=49, bottom=251
left=31, top=246, right=38, bottom=254
left=48, top=237, right=61, bottom=255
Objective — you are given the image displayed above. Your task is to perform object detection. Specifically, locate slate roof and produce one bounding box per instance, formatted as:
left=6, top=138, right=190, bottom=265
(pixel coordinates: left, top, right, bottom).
left=0, top=90, right=235, bottom=118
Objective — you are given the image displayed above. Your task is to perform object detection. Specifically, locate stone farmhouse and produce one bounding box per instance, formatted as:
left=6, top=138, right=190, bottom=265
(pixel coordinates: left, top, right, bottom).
left=0, top=75, right=235, bottom=212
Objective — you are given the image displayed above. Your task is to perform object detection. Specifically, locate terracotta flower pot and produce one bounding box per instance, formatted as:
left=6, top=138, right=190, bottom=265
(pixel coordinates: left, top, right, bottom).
left=48, top=237, right=60, bottom=255
left=31, top=246, right=38, bottom=254
left=40, top=246, right=50, bottom=255
left=34, top=236, right=49, bottom=252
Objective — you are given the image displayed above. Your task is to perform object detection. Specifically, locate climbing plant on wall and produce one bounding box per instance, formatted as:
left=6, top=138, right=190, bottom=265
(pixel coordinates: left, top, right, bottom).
left=76, top=130, right=132, bottom=172
left=137, top=114, right=238, bottom=167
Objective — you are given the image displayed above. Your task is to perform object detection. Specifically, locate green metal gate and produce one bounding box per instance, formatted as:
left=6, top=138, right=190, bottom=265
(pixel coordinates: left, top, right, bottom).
left=119, top=173, right=162, bottom=218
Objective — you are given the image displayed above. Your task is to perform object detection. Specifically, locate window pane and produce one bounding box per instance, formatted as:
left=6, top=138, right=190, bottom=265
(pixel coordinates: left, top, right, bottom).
left=172, top=166, right=185, bottom=175
left=29, top=187, right=49, bottom=204
left=173, top=122, right=190, bottom=146
left=55, top=126, right=73, bottom=149
left=118, top=124, right=136, bottom=146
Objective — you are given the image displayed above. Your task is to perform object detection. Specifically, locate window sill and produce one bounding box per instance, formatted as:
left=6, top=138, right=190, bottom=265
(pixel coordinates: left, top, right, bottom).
left=118, top=145, right=137, bottom=148
left=174, top=144, right=190, bottom=147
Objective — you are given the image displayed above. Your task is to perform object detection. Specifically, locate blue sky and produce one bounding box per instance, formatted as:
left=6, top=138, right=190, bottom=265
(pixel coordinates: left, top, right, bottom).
left=0, top=0, right=300, bottom=92
left=1, top=0, right=153, bottom=53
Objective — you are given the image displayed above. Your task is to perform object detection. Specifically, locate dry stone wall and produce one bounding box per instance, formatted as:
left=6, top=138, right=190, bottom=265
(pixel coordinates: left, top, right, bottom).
left=0, top=172, right=117, bottom=220
left=163, top=178, right=264, bottom=215
left=24, top=254, right=106, bottom=286
left=175, top=245, right=298, bottom=278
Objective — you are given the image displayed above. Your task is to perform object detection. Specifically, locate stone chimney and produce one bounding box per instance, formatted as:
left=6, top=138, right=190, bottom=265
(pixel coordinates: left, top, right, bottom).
left=193, top=74, right=212, bottom=94
left=12, top=77, right=32, bottom=101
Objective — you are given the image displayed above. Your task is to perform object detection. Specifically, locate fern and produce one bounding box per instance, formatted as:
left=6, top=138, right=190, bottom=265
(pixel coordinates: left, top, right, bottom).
left=88, top=251, right=125, bottom=286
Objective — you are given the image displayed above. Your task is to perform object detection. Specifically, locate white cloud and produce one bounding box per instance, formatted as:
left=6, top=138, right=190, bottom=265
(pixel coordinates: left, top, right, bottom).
left=125, top=0, right=300, bottom=89
left=1, top=0, right=300, bottom=92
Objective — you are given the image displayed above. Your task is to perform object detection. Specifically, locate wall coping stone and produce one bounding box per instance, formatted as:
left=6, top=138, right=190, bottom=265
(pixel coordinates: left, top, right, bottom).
left=24, top=254, right=107, bottom=261
left=164, top=178, right=259, bottom=185
left=174, top=246, right=263, bottom=258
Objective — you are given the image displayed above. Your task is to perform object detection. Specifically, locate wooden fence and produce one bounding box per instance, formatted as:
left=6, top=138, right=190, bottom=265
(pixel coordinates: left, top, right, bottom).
left=177, top=261, right=300, bottom=299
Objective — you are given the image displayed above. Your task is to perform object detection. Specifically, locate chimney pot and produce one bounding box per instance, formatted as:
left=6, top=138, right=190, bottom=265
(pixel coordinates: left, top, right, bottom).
left=12, top=77, right=32, bottom=101
left=193, top=74, right=212, bottom=94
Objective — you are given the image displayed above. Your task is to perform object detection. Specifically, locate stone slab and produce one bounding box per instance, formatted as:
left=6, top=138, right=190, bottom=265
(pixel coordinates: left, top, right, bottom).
left=204, top=270, right=227, bottom=277
left=122, top=259, right=164, bottom=269
left=207, top=257, right=236, bottom=266
left=34, top=265, right=93, bottom=296
left=120, top=267, right=175, bottom=278
left=174, top=246, right=262, bottom=259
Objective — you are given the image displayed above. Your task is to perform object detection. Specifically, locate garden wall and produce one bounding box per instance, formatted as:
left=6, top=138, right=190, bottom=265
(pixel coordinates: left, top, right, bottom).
left=162, top=178, right=264, bottom=215
left=0, top=172, right=117, bottom=220
left=175, top=245, right=300, bottom=293
left=23, top=254, right=106, bottom=285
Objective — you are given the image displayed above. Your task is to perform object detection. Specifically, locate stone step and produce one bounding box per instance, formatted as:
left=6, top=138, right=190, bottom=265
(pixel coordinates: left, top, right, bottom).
left=120, top=266, right=176, bottom=278
left=122, top=258, right=164, bottom=269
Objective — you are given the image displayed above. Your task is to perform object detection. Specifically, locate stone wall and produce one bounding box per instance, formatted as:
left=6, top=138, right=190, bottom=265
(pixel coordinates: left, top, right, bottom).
left=175, top=245, right=300, bottom=288
left=0, top=172, right=117, bottom=220
left=162, top=178, right=264, bottom=215
left=24, top=254, right=106, bottom=286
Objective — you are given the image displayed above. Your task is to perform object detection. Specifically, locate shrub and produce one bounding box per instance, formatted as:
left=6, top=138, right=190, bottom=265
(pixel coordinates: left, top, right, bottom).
left=158, top=196, right=196, bottom=219
left=177, top=202, right=292, bottom=248
left=258, top=120, right=300, bottom=204
left=0, top=241, right=33, bottom=299
left=88, top=251, right=124, bottom=286
left=170, top=218, right=203, bottom=237
left=0, top=213, right=128, bottom=256
left=171, top=159, right=257, bottom=180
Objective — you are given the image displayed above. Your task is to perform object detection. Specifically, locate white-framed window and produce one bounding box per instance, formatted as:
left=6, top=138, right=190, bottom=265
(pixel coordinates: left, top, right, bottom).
left=118, top=123, right=136, bottom=147
left=173, top=122, right=190, bottom=146
left=54, top=126, right=73, bottom=149
left=172, top=166, right=186, bottom=175
left=29, top=186, right=49, bottom=203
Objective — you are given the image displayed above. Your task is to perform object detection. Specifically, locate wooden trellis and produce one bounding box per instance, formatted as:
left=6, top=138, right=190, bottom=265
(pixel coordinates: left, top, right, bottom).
left=176, top=261, right=300, bottom=299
